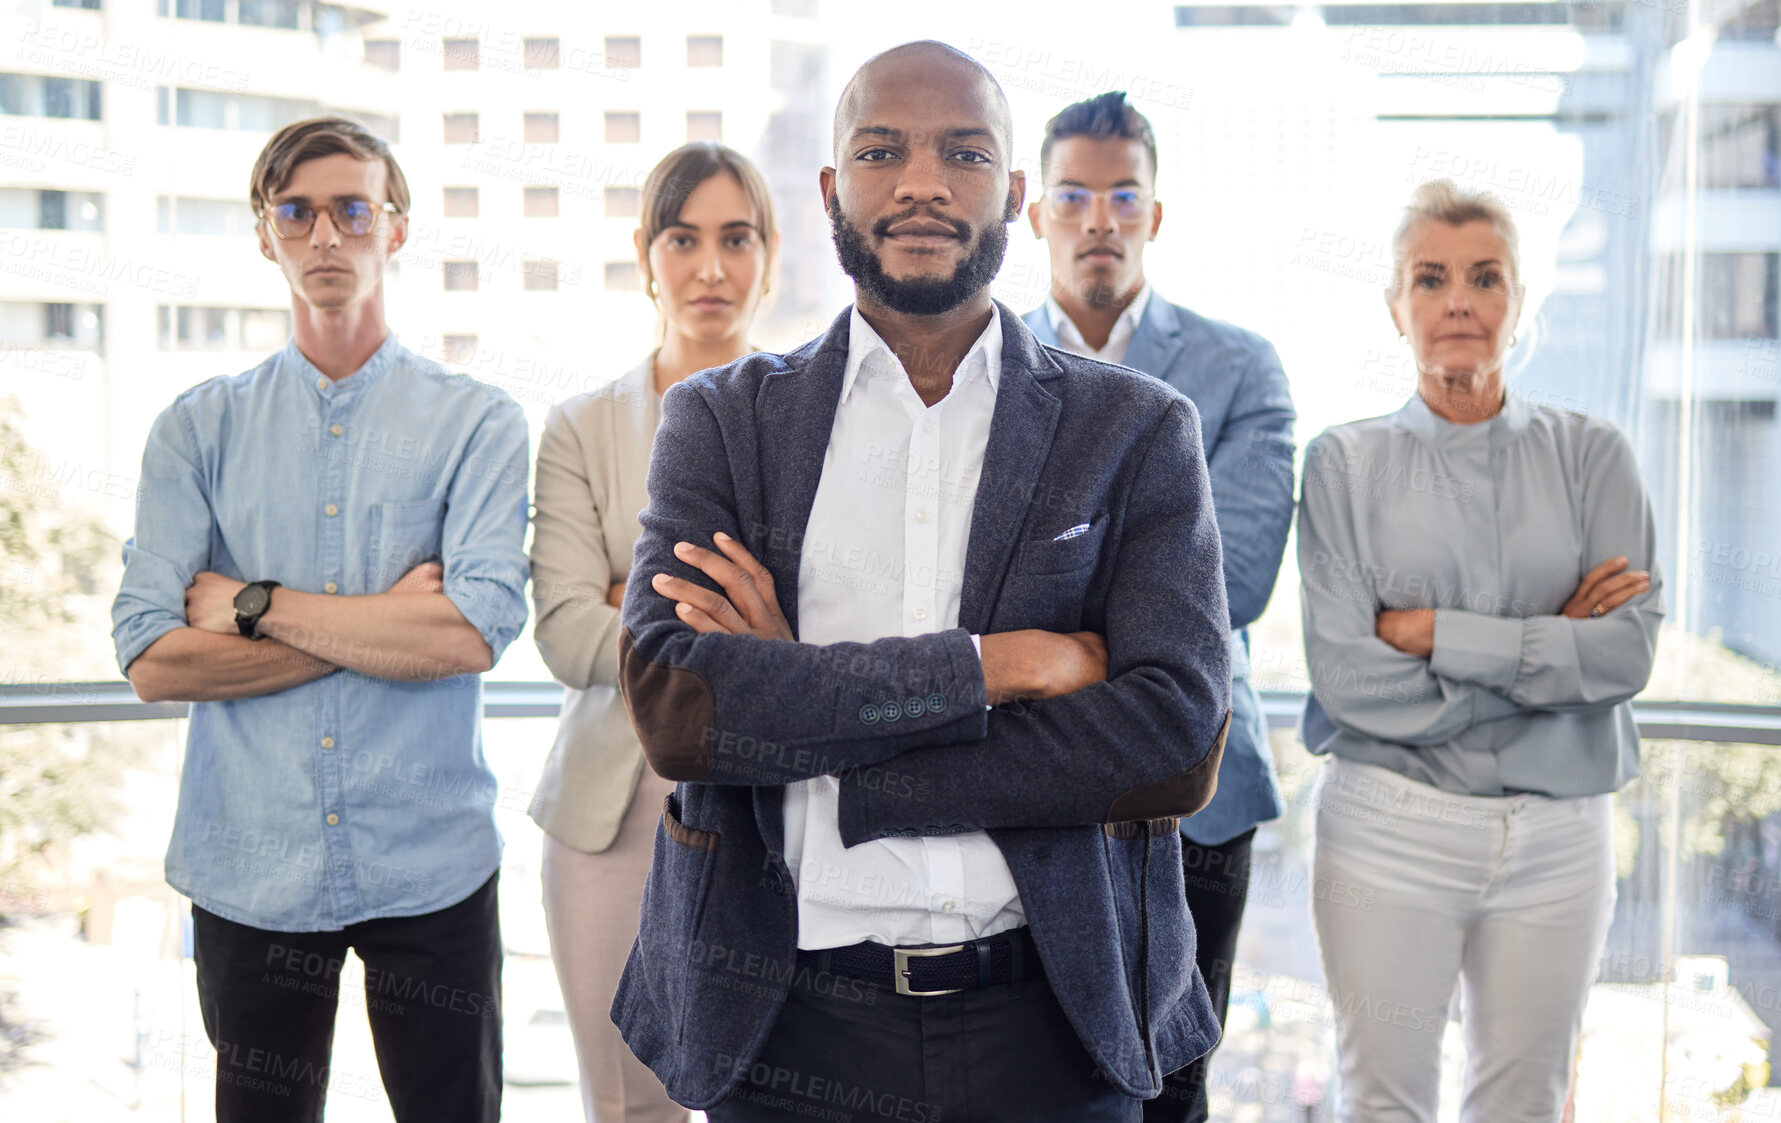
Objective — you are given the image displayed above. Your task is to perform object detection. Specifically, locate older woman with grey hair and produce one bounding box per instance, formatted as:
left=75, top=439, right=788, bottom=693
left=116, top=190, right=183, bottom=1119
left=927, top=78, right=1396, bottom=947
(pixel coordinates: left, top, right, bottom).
left=1296, top=179, right=1663, bottom=1122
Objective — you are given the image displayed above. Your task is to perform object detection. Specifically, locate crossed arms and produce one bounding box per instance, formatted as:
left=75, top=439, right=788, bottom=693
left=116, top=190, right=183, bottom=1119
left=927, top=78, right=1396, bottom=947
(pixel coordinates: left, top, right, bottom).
left=617, top=382, right=1234, bottom=837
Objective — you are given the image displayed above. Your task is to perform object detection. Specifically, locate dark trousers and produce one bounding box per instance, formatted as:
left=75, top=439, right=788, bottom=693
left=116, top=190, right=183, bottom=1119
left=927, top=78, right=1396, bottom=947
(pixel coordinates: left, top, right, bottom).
left=708, top=932, right=1139, bottom=1122
left=1144, top=828, right=1256, bottom=1123
left=191, top=873, right=503, bottom=1123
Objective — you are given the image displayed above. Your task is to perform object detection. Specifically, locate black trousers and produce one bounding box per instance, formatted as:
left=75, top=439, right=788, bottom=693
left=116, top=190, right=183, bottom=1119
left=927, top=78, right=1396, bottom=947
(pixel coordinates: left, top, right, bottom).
left=191, top=873, right=502, bottom=1123
left=708, top=931, right=1139, bottom=1122
left=1144, top=828, right=1256, bottom=1123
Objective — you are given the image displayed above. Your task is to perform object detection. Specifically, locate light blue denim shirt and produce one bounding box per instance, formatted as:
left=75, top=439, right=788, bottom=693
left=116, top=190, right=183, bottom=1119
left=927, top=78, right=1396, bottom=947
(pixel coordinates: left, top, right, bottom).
left=111, top=334, right=530, bottom=931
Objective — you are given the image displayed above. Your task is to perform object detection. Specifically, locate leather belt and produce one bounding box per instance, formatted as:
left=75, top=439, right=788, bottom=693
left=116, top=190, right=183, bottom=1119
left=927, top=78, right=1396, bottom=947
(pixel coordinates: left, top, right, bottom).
left=812, top=927, right=1035, bottom=997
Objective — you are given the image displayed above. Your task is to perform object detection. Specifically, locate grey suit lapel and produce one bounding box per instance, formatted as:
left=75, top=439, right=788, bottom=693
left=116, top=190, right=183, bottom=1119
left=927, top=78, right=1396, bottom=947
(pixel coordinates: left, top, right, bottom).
left=960, top=305, right=1064, bottom=634
left=1118, top=292, right=1185, bottom=381
left=755, top=309, right=851, bottom=640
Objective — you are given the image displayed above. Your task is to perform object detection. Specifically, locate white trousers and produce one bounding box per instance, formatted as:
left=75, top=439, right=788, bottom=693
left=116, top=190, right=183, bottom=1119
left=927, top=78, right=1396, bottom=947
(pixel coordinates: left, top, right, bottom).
left=1311, top=757, right=1616, bottom=1123
left=542, top=768, right=690, bottom=1123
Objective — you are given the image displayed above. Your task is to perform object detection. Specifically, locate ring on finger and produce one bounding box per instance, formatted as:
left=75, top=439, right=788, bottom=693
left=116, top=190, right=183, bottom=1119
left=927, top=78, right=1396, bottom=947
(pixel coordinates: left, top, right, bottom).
left=1590, top=603, right=1605, bottom=617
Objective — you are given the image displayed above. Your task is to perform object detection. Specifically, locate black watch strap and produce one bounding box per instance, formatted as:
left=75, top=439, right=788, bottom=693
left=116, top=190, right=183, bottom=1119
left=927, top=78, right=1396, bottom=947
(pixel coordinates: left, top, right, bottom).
left=234, top=580, right=281, bottom=640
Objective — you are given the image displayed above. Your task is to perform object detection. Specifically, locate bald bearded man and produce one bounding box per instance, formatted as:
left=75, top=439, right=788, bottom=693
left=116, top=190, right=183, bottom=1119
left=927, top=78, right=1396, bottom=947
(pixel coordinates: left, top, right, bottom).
left=610, top=42, right=1233, bottom=1122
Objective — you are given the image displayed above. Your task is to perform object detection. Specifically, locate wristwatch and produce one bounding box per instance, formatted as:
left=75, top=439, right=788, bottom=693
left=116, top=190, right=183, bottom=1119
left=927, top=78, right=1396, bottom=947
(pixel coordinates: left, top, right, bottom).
left=233, top=580, right=281, bottom=640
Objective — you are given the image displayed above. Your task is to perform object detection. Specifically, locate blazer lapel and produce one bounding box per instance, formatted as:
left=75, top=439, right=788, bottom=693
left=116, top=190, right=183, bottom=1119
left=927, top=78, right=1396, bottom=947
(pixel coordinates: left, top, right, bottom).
left=960, top=306, right=1064, bottom=634
left=1118, top=292, right=1186, bottom=382
left=754, top=309, right=850, bottom=640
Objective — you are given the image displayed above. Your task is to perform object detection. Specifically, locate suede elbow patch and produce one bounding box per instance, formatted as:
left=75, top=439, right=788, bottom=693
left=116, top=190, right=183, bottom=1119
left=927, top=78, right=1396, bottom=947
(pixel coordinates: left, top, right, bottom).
left=618, top=629, right=718, bottom=781
left=1105, top=709, right=1231, bottom=823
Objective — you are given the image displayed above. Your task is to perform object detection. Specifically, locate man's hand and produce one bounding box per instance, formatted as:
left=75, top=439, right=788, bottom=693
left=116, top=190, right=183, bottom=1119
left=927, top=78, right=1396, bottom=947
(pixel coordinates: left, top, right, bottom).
left=1561, top=556, right=1649, bottom=620
left=979, top=630, right=1109, bottom=705
left=649, top=532, right=793, bottom=641
left=606, top=581, right=626, bottom=609
left=1375, top=608, right=1434, bottom=658
left=186, top=571, right=248, bottom=634
left=389, top=561, right=445, bottom=595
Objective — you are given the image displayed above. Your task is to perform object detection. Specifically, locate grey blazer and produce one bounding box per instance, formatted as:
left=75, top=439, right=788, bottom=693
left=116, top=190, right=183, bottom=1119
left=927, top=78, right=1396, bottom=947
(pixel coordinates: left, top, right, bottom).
left=527, top=359, right=659, bottom=853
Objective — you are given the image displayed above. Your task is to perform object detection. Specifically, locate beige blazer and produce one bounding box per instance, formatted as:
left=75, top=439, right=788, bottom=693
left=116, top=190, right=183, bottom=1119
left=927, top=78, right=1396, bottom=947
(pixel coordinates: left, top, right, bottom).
left=527, top=359, right=660, bottom=853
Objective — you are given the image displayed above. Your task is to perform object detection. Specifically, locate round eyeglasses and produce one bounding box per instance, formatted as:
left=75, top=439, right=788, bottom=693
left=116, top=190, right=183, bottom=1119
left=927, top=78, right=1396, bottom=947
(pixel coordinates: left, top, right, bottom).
left=1043, top=186, right=1152, bottom=224
left=261, top=199, right=400, bottom=239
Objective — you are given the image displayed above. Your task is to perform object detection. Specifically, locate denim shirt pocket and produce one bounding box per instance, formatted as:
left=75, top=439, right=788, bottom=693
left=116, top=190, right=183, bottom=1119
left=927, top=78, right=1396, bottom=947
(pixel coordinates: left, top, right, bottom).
left=368, top=497, right=446, bottom=591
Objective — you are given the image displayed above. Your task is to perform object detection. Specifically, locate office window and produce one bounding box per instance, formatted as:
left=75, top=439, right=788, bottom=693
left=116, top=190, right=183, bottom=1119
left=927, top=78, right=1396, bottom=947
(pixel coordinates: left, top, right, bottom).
left=42, top=303, right=102, bottom=347
left=605, top=112, right=640, bottom=143
left=159, top=88, right=314, bottom=131
left=442, top=335, right=478, bottom=364
left=604, top=188, right=640, bottom=218
left=155, top=306, right=284, bottom=351
left=52, top=0, right=102, bottom=9
left=160, top=197, right=254, bottom=236
left=687, top=111, right=722, bottom=143
left=364, top=40, right=400, bottom=71
left=1658, top=254, right=1780, bottom=340
left=1, top=190, right=103, bottom=231
left=523, top=259, right=559, bottom=292
left=604, top=36, right=641, bottom=68
left=442, top=187, right=478, bottom=218
left=524, top=38, right=560, bottom=69
left=523, top=112, right=559, bottom=143
left=443, top=113, right=479, bottom=144
left=687, top=36, right=723, bottom=67
left=604, top=262, right=640, bottom=291
left=523, top=187, right=559, bottom=218
left=1701, top=105, right=1781, bottom=189
left=175, top=0, right=225, bottom=19
left=443, top=261, right=478, bottom=292
left=0, top=74, right=102, bottom=120
left=444, top=38, right=478, bottom=70
left=237, top=0, right=299, bottom=28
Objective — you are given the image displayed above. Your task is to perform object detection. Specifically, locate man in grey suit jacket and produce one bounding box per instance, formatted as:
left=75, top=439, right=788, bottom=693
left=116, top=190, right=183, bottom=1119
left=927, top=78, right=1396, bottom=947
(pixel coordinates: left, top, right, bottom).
left=1023, top=92, right=1296, bottom=1123
left=614, top=43, right=1234, bottom=1121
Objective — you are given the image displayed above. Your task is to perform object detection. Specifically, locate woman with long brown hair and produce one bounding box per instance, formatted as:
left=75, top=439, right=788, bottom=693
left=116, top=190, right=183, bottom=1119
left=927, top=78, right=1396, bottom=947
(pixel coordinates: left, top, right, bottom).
left=527, top=142, right=779, bottom=1122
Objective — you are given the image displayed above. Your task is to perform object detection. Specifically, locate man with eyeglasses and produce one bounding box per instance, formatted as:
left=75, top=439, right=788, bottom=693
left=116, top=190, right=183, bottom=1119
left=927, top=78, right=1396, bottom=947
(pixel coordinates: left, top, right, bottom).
left=1023, top=91, right=1297, bottom=1123
left=111, top=116, right=528, bottom=1122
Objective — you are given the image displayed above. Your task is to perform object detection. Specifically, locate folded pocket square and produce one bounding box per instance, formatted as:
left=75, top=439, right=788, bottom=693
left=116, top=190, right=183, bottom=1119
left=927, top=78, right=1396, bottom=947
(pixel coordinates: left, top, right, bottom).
left=1053, top=523, right=1092, bottom=542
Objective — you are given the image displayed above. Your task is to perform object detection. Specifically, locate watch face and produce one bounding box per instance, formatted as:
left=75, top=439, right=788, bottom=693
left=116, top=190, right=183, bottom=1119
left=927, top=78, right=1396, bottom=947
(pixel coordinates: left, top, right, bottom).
left=234, top=584, right=270, bottom=617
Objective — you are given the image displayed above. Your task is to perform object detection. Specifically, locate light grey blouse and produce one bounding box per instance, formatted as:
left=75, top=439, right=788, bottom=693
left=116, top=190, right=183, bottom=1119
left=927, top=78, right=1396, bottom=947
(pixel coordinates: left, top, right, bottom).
left=528, top=359, right=660, bottom=852
left=1298, top=392, right=1664, bottom=798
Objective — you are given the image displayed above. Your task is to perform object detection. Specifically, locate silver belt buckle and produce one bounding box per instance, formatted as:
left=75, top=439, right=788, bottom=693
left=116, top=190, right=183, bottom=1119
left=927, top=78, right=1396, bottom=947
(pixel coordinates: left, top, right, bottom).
left=893, top=944, right=967, bottom=997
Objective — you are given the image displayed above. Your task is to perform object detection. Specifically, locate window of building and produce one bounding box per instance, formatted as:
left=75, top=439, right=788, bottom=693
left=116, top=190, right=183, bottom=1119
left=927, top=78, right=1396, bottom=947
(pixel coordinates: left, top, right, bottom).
left=523, top=259, right=559, bottom=292
left=440, top=334, right=477, bottom=364
left=524, top=38, right=560, bottom=69
left=443, top=38, right=479, bottom=70
left=1658, top=254, right=1781, bottom=340
left=604, top=36, right=642, bottom=68
left=155, top=88, right=316, bottom=131
left=0, top=74, right=102, bottom=120
left=443, top=113, right=479, bottom=144
left=442, top=187, right=479, bottom=218
left=687, top=111, right=722, bottom=143
left=155, top=196, right=254, bottom=237
left=154, top=306, right=284, bottom=351
left=237, top=0, right=300, bottom=28
left=523, top=187, right=559, bottom=218
left=52, top=0, right=103, bottom=9
left=364, top=40, right=400, bottom=71
left=605, top=111, right=641, bottom=143
left=0, top=190, right=103, bottom=232
left=604, top=262, right=640, bottom=291
left=604, top=187, right=640, bottom=218
left=30, top=302, right=104, bottom=348
left=1701, top=105, right=1781, bottom=189
left=523, top=112, right=559, bottom=143
left=174, top=0, right=225, bottom=19
left=687, top=35, right=723, bottom=67
left=443, top=261, right=479, bottom=292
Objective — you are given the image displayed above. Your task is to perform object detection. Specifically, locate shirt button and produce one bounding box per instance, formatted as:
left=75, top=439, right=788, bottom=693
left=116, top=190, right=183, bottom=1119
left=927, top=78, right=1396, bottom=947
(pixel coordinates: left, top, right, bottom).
left=316, top=377, right=327, bottom=391
left=324, top=581, right=338, bottom=594
left=914, top=509, right=930, bottom=524
left=326, top=813, right=339, bottom=826
left=940, top=899, right=955, bottom=913
left=321, top=736, right=335, bottom=749
left=330, top=423, right=343, bottom=437
left=913, top=606, right=929, bottom=621
left=325, top=503, right=338, bottom=516
left=922, top=419, right=934, bottom=433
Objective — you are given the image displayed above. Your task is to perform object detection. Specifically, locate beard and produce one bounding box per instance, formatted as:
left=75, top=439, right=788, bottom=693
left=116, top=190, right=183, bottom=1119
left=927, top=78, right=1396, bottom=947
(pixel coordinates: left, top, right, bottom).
left=827, top=194, right=1009, bottom=317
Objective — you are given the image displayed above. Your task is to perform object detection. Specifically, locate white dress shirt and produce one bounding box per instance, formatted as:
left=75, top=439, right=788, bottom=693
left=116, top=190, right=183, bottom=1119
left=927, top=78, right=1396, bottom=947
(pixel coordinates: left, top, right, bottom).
left=784, top=306, right=1027, bottom=950
left=1044, top=283, right=1153, bottom=365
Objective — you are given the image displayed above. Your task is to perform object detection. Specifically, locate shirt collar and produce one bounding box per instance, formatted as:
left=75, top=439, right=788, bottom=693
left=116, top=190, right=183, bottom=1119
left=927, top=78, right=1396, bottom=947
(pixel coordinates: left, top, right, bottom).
left=1044, top=282, right=1152, bottom=351
left=1396, top=385, right=1532, bottom=444
left=840, top=304, right=1003, bottom=404
left=287, top=332, right=403, bottom=399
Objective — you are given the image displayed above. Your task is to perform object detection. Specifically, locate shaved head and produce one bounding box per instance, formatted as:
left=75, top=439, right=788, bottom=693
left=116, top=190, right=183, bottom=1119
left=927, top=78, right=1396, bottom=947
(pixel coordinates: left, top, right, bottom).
left=832, top=40, right=1013, bottom=161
